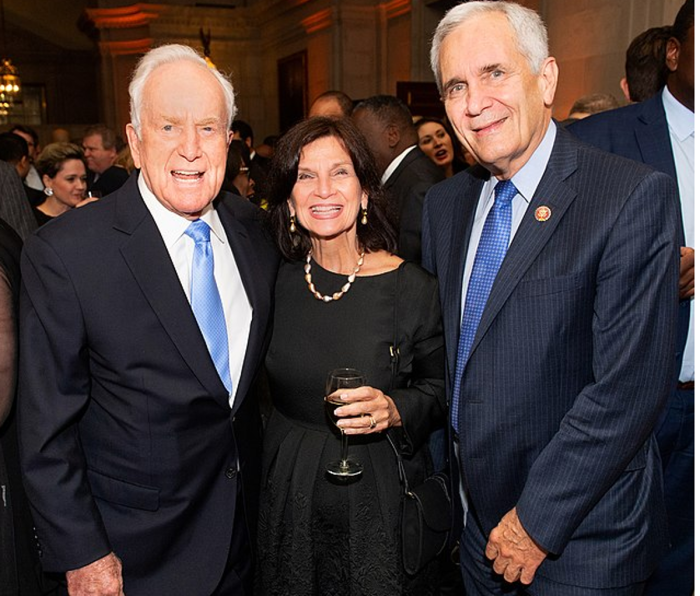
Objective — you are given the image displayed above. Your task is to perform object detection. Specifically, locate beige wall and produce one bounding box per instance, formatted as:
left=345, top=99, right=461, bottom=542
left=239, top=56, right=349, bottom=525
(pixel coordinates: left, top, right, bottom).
left=544, top=0, right=684, bottom=119
left=69, top=0, right=685, bottom=140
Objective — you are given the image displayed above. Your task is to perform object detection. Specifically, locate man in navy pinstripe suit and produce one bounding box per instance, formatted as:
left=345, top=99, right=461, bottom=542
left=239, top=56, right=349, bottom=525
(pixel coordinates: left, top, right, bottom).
left=422, top=3, right=680, bottom=595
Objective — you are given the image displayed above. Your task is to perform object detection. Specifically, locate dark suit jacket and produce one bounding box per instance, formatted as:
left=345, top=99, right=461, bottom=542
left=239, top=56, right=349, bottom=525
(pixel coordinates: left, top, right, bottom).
left=422, top=127, right=679, bottom=588
left=18, top=174, right=279, bottom=595
left=568, top=92, right=690, bottom=380
left=385, top=146, right=444, bottom=263
left=568, top=92, right=676, bottom=179
left=0, top=160, right=37, bottom=240
left=88, top=164, right=130, bottom=197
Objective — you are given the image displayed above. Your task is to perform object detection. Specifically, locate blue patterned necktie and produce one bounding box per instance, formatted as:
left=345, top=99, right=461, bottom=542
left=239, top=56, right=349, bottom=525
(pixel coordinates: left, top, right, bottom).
left=184, top=219, right=233, bottom=394
left=452, top=180, right=517, bottom=431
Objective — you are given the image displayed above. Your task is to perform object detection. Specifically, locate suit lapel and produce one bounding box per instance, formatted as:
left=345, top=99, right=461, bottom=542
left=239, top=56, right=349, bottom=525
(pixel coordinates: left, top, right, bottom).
left=114, top=179, right=228, bottom=405
left=468, top=130, right=579, bottom=358
left=635, top=95, right=677, bottom=180
left=444, top=169, right=486, bottom=381
left=216, top=198, right=270, bottom=412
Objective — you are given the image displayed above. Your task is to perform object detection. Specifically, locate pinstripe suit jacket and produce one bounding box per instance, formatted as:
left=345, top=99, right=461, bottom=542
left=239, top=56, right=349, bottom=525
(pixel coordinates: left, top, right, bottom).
left=422, top=126, right=679, bottom=588
left=568, top=92, right=690, bottom=381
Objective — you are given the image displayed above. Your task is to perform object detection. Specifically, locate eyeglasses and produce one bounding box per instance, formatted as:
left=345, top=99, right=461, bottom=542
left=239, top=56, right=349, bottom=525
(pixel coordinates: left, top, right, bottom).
left=238, top=166, right=250, bottom=177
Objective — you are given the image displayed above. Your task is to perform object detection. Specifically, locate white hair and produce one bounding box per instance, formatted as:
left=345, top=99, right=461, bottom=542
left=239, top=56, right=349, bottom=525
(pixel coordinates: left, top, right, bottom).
left=430, top=1, right=549, bottom=94
left=128, top=44, right=236, bottom=137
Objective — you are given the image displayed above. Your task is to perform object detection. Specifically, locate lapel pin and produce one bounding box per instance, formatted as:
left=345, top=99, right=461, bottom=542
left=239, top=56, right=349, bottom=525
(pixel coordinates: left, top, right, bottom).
left=535, top=205, right=551, bottom=222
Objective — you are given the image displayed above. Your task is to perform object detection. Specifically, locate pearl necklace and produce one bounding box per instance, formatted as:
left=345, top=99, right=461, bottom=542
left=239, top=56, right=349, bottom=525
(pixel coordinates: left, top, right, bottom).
left=304, top=250, right=366, bottom=302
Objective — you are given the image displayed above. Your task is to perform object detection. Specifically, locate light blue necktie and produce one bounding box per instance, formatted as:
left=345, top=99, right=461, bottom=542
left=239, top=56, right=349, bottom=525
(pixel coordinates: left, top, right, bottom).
left=185, top=219, right=232, bottom=394
left=452, top=180, right=517, bottom=432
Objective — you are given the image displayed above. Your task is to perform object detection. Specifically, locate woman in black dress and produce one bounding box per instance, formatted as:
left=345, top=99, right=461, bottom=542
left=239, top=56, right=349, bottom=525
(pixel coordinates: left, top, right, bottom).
left=258, top=117, right=446, bottom=595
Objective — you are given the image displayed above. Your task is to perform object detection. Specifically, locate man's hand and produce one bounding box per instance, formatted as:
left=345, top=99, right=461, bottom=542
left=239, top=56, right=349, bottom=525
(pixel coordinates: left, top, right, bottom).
left=680, top=247, right=694, bottom=300
left=485, top=508, right=547, bottom=584
left=66, top=552, right=124, bottom=596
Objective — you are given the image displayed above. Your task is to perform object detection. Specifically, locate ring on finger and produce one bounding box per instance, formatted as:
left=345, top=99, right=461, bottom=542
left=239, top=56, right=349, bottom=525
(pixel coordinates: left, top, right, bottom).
left=368, top=415, right=377, bottom=430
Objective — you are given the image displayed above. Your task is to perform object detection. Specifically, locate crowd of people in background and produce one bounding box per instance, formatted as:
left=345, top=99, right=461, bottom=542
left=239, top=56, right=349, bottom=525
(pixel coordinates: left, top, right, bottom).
left=0, top=0, right=693, bottom=595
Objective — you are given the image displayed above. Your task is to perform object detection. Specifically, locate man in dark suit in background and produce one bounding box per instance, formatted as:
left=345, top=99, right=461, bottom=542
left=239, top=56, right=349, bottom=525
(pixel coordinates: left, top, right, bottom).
left=569, top=3, right=694, bottom=593
left=423, top=2, right=679, bottom=594
left=18, top=44, right=278, bottom=596
left=82, top=124, right=129, bottom=198
left=352, top=94, right=444, bottom=262
left=619, top=25, right=672, bottom=103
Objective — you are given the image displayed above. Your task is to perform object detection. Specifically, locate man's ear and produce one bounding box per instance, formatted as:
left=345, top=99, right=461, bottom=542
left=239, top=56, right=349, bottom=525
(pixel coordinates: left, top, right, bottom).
left=126, top=124, right=142, bottom=169
left=539, top=57, right=559, bottom=108
left=666, top=37, right=681, bottom=73
left=619, top=77, right=631, bottom=103
left=386, top=124, right=401, bottom=149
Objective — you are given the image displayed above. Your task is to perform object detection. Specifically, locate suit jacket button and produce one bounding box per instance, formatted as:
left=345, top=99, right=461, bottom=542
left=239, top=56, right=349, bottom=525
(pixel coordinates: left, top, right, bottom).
left=225, top=467, right=236, bottom=479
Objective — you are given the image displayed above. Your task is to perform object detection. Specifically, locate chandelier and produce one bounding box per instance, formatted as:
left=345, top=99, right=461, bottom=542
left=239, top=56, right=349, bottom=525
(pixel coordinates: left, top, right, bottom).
left=0, top=0, right=20, bottom=118
left=0, top=59, right=20, bottom=117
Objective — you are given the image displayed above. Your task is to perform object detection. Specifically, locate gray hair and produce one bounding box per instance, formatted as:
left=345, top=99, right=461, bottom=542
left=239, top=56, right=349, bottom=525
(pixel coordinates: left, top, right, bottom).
left=128, top=44, right=236, bottom=137
left=430, top=1, right=549, bottom=93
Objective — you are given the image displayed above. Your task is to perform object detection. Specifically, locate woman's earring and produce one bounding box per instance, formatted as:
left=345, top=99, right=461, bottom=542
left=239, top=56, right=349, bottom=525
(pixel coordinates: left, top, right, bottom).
left=361, top=208, right=368, bottom=226
left=289, top=215, right=297, bottom=233
left=44, top=187, right=54, bottom=197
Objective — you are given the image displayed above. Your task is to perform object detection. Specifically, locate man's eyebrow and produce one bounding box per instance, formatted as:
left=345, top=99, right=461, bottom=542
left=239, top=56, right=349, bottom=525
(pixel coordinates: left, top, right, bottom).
left=480, top=63, right=506, bottom=74
left=196, top=117, right=221, bottom=126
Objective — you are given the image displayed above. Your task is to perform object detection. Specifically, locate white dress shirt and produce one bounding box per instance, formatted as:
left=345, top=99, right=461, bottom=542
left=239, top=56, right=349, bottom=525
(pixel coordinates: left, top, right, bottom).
left=460, top=120, right=557, bottom=317
left=663, top=86, right=694, bottom=382
left=139, top=174, right=252, bottom=406
left=381, top=145, right=417, bottom=184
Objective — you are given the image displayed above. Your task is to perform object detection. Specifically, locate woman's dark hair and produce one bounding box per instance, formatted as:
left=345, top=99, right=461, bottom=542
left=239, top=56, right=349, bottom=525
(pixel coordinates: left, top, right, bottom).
left=225, top=139, right=252, bottom=184
left=35, top=143, right=87, bottom=179
left=414, top=116, right=468, bottom=175
left=267, top=116, right=396, bottom=261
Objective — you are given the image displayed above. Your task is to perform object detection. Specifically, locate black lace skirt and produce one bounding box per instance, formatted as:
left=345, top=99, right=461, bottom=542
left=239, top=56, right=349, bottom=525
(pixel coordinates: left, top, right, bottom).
left=256, top=409, right=438, bottom=596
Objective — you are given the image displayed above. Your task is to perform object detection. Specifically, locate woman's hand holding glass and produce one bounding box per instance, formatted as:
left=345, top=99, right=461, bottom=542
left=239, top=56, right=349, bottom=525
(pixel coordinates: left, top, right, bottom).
left=330, top=386, right=402, bottom=435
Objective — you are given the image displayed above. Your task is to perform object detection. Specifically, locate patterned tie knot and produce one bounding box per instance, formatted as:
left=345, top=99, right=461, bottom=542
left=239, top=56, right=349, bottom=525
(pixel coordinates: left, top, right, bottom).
left=494, top=180, right=518, bottom=207
left=185, top=219, right=211, bottom=244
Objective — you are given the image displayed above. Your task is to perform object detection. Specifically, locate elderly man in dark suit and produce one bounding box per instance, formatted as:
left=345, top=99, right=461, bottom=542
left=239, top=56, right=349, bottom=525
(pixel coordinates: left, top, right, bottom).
left=569, top=4, right=694, bottom=594
left=352, top=95, right=444, bottom=263
left=18, top=44, right=278, bottom=596
left=422, top=2, right=679, bottom=595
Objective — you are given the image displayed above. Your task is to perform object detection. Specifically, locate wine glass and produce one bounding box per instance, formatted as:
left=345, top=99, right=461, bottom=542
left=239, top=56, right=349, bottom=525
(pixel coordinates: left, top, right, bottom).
left=325, top=367, right=365, bottom=478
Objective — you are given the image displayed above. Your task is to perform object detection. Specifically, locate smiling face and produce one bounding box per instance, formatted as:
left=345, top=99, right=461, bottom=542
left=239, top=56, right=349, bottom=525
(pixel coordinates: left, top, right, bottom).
left=126, top=60, right=232, bottom=220
left=417, top=121, right=455, bottom=170
left=43, top=158, right=87, bottom=210
left=288, top=135, right=367, bottom=246
left=439, top=12, right=558, bottom=179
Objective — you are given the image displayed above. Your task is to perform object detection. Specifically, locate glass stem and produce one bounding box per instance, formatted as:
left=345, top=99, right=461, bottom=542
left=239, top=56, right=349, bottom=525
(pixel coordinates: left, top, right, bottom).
left=340, top=429, right=350, bottom=468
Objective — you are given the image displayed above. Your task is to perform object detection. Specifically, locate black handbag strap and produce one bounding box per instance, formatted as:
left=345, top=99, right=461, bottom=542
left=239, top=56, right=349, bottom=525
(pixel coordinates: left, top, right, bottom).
left=387, top=264, right=411, bottom=496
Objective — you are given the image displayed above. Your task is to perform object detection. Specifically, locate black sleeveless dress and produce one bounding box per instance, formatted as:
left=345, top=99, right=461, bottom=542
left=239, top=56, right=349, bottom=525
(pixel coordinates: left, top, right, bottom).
left=257, top=258, right=445, bottom=596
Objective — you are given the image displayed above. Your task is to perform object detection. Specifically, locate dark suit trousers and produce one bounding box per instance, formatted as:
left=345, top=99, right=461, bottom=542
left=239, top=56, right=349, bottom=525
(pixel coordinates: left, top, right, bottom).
left=643, top=386, right=694, bottom=596
left=460, top=510, right=645, bottom=596
left=211, top=483, right=253, bottom=596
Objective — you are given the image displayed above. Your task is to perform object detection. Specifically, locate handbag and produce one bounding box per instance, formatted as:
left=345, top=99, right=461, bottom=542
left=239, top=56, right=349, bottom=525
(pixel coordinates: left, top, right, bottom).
left=387, top=435, right=452, bottom=576
left=387, top=265, right=452, bottom=576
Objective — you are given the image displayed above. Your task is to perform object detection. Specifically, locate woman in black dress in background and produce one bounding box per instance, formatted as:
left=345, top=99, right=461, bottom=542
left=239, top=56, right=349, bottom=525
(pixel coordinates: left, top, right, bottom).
left=258, top=117, right=445, bottom=595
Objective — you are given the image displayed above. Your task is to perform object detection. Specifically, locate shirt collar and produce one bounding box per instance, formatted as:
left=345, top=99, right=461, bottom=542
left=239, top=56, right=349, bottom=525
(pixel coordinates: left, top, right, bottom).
left=138, top=173, right=223, bottom=247
left=497, top=119, right=557, bottom=202
left=381, top=145, right=416, bottom=184
left=662, top=85, right=694, bottom=142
